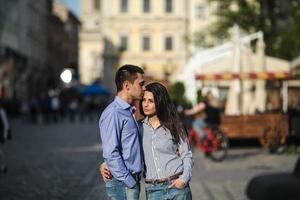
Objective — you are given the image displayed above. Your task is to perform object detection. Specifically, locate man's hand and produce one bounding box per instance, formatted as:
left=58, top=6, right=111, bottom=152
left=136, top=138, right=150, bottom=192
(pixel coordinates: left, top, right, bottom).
left=169, top=178, right=186, bottom=189
left=99, top=163, right=112, bottom=182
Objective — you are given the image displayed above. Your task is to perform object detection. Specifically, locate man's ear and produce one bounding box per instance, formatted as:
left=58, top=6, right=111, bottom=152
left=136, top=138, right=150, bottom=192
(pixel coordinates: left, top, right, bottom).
left=123, top=81, right=130, bottom=91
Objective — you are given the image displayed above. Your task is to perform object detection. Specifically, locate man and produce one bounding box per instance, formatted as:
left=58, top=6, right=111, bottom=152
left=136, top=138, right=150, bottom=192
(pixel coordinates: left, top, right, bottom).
left=99, top=64, right=145, bottom=200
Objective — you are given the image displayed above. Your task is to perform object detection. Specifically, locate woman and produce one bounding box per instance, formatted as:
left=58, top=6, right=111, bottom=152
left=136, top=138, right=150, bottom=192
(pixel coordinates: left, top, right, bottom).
left=101, top=82, right=193, bottom=200
left=141, top=82, right=193, bottom=200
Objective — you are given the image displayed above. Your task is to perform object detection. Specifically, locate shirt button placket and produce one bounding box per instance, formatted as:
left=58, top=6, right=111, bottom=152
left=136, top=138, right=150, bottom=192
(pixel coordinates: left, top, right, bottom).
left=152, top=128, right=160, bottom=179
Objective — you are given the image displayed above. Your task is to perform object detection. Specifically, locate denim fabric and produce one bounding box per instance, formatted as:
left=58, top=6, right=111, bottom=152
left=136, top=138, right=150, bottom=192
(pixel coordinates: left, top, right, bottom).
left=192, top=119, right=207, bottom=139
left=106, top=177, right=140, bottom=200
left=145, top=181, right=192, bottom=200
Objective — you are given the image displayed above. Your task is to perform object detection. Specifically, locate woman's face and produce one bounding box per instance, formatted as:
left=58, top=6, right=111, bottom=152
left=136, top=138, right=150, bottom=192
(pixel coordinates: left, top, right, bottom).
left=142, top=90, right=156, bottom=117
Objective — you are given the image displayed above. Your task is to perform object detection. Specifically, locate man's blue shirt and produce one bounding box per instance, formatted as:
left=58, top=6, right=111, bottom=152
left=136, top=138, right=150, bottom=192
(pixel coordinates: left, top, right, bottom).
left=99, top=96, right=142, bottom=188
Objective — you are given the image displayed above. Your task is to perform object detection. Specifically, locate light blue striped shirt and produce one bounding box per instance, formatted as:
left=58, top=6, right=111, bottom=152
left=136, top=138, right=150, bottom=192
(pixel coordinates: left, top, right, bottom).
left=141, top=117, right=193, bottom=184
left=99, top=96, right=143, bottom=188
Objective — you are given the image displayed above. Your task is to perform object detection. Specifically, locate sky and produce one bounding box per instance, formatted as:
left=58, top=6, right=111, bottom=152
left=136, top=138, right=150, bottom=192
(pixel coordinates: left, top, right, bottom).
left=58, top=0, right=80, bottom=18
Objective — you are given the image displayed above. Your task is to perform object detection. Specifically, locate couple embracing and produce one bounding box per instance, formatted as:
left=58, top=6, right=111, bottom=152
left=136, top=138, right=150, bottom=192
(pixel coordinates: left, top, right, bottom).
left=99, top=64, right=193, bottom=200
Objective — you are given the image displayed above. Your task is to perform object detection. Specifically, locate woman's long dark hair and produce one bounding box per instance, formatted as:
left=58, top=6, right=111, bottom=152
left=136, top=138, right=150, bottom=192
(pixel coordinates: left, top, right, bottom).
left=140, top=82, right=186, bottom=144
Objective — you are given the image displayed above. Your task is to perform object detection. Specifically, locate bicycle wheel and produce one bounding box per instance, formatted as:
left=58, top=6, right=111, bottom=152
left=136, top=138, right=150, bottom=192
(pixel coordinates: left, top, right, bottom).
left=209, top=130, right=229, bottom=162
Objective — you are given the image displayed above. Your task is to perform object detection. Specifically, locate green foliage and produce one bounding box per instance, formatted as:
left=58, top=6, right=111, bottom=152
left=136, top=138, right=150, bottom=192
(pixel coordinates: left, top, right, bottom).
left=197, top=0, right=300, bottom=60
left=169, top=82, right=192, bottom=108
left=196, top=89, right=203, bottom=103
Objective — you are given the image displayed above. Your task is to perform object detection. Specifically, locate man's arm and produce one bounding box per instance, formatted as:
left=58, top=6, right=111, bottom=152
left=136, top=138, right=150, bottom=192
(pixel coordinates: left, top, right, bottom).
left=99, top=111, right=136, bottom=188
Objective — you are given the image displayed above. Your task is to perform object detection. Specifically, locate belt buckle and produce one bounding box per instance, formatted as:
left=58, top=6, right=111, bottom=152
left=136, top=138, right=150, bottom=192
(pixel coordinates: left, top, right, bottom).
left=151, top=179, right=158, bottom=185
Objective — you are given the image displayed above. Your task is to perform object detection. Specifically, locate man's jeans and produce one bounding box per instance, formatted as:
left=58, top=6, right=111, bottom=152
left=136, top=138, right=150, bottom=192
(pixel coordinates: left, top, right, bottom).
left=106, top=177, right=140, bottom=200
left=145, top=181, right=192, bottom=200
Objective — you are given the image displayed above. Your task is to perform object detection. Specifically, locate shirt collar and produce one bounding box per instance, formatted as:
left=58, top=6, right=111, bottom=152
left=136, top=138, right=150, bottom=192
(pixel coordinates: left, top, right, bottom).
left=143, top=117, right=163, bottom=130
left=114, top=96, right=132, bottom=110
left=143, top=117, right=151, bottom=126
left=130, top=106, right=137, bottom=114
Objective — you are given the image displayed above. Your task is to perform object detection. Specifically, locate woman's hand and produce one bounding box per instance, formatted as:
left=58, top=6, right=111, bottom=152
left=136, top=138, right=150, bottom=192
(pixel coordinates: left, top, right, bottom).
left=99, top=163, right=112, bottom=182
left=169, top=178, right=186, bottom=189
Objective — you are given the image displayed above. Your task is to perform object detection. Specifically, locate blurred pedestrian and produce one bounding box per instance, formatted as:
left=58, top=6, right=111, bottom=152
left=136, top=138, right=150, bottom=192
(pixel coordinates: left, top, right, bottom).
left=0, top=104, right=11, bottom=173
left=68, top=98, right=78, bottom=123
left=50, top=95, right=60, bottom=123
left=20, top=100, right=29, bottom=123
left=185, top=91, right=221, bottom=140
left=40, top=93, right=51, bottom=124
left=29, top=96, right=39, bottom=123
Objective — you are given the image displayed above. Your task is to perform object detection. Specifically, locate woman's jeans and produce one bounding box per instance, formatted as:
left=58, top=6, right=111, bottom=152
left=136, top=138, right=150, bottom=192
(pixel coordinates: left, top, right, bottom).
left=105, top=177, right=140, bottom=200
left=145, top=181, right=192, bottom=200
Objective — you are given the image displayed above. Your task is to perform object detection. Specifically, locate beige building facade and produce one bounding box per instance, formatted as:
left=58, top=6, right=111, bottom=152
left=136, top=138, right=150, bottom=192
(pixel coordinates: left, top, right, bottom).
left=80, top=0, right=217, bottom=89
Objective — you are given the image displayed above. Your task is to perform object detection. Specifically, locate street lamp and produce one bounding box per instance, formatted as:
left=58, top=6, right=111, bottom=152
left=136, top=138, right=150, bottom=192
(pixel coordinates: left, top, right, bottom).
left=60, top=68, right=72, bottom=84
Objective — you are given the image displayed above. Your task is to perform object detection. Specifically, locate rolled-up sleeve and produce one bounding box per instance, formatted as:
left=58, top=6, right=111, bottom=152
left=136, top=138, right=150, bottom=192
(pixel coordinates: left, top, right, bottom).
left=178, top=136, right=193, bottom=184
left=99, top=111, right=136, bottom=188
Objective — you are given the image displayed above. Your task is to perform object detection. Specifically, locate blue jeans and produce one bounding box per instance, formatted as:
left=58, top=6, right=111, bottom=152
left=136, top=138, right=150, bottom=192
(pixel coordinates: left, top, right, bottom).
left=106, top=177, right=140, bottom=200
left=192, top=119, right=207, bottom=139
left=145, top=181, right=192, bottom=200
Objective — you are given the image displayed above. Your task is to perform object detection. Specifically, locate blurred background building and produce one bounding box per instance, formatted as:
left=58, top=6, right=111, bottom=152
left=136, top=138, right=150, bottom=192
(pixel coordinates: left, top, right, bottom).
left=0, top=0, right=299, bottom=119
left=0, top=0, right=80, bottom=102
left=79, top=0, right=220, bottom=90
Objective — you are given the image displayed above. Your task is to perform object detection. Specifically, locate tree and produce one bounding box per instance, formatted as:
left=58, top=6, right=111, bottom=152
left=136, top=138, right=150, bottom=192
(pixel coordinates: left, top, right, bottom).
left=169, top=82, right=192, bottom=108
left=196, top=0, right=300, bottom=60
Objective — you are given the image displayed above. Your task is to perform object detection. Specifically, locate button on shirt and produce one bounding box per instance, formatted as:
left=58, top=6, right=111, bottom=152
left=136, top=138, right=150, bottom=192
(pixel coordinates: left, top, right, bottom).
left=99, top=96, right=142, bottom=188
left=142, top=117, right=193, bottom=184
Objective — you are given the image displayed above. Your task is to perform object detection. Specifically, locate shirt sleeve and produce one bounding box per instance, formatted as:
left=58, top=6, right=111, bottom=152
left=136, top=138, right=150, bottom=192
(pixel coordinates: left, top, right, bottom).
left=99, top=110, right=136, bottom=188
left=178, top=136, right=193, bottom=184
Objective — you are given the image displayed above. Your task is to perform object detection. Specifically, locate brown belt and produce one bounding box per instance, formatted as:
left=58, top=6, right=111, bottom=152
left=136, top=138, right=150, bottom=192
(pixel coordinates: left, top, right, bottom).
left=145, top=171, right=183, bottom=184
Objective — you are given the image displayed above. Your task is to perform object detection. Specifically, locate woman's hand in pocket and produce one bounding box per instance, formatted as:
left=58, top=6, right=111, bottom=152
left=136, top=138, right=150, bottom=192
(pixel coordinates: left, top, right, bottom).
left=169, top=178, right=186, bottom=189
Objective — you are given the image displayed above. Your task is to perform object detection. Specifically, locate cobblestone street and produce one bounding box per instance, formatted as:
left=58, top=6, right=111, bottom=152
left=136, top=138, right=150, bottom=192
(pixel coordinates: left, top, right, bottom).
left=0, top=119, right=298, bottom=200
left=0, top=119, right=106, bottom=200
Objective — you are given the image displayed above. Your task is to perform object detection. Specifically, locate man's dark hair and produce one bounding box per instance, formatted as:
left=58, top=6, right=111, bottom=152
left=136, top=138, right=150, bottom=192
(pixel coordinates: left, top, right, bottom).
left=115, top=64, right=144, bottom=92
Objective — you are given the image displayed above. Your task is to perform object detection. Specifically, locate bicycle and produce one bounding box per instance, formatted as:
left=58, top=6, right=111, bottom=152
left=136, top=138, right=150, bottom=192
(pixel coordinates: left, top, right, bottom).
left=188, top=126, right=229, bottom=162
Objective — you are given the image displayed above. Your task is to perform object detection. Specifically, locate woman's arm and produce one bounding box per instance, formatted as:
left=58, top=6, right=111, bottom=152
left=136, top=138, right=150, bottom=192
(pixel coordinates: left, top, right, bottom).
left=184, top=102, right=206, bottom=116
left=178, top=136, right=194, bottom=184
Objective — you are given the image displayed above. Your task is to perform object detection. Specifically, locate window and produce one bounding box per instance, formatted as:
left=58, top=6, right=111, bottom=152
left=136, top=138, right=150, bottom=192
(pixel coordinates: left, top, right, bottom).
left=142, top=36, right=150, bottom=51
left=120, top=0, right=128, bottom=13
left=104, top=39, right=112, bottom=51
left=94, top=0, right=100, bottom=10
left=120, top=36, right=128, bottom=51
left=165, top=0, right=173, bottom=13
left=196, top=5, right=205, bottom=18
left=143, top=0, right=150, bottom=13
left=165, top=36, right=173, bottom=51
